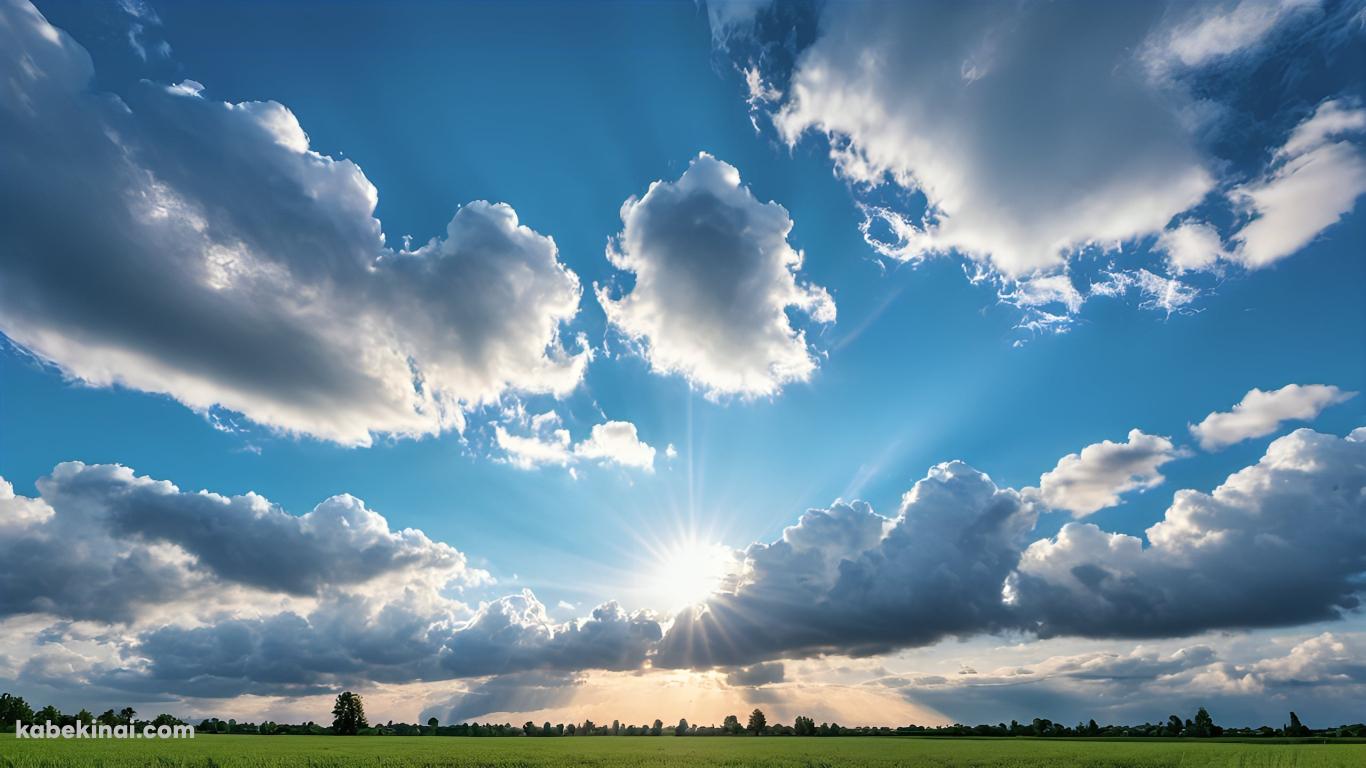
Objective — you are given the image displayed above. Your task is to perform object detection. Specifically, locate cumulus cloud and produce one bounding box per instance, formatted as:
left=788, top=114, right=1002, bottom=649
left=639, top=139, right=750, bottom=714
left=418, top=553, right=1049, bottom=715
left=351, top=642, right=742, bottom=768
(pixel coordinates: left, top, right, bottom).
left=1034, top=430, right=1187, bottom=517
left=1012, top=428, right=1366, bottom=638
left=3, top=426, right=1365, bottom=699
left=772, top=1, right=1213, bottom=279
left=0, top=0, right=587, bottom=446
left=1190, top=383, right=1356, bottom=450
left=1230, top=99, right=1366, bottom=268
left=496, top=416, right=657, bottom=471
left=655, top=465, right=1037, bottom=668
left=658, top=426, right=1366, bottom=670
left=597, top=153, right=835, bottom=398
left=0, top=462, right=483, bottom=623
left=1155, top=221, right=1230, bottom=273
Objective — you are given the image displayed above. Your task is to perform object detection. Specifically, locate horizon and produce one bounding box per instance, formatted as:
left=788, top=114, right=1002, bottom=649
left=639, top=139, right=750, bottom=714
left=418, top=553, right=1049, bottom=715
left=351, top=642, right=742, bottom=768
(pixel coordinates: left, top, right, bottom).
left=1, top=0, right=1364, bottom=735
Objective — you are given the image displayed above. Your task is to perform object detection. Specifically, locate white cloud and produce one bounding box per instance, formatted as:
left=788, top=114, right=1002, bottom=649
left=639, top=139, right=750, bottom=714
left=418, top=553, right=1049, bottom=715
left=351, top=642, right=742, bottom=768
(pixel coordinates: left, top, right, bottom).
left=598, top=153, right=834, bottom=399
left=1035, top=430, right=1187, bottom=518
left=0, top=0, right=587, bottom=446
left=497, top=418, right=657, bottom=472
left=1190, top=383, right=1356, bottom=450
left=573, top=421, right=656, bottom=471
left=772, top=1, right=1214, bottom=279
left=1231, top=100, right=1366, bottom=268
left=1145, top=0, right=1321, bottom=70
left=1155, top=221, right=1229, bottom=273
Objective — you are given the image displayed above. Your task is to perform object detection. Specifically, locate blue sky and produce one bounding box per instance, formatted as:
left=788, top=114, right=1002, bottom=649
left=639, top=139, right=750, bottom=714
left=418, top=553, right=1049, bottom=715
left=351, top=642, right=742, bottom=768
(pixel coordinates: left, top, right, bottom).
left=1, top=0, right=1365, bottom=728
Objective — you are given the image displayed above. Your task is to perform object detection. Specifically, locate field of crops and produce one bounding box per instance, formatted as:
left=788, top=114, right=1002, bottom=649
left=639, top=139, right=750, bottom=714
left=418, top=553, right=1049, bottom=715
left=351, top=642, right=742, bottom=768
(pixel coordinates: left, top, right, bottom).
left=3, top=734, right=1365, bottom=768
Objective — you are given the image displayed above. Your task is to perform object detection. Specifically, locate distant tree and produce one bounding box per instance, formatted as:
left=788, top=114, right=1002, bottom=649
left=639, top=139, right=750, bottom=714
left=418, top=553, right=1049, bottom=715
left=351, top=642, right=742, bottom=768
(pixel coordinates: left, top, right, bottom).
left=331, top=692, right=368, bottom=735
left=794, top=715, right=815, bottom=736
left=541, top=721, right=553, bottom=736
left=1193, top=708, right=1214, bottom=738
left=723, top=714, right=741, bottom=735
left=582, top=719, right=595, bottom=735
left=566, top=723, right=576, bottom=735
left=675, top=718, right=689, bottom=736
left=1287, top=712, right=1308, bottom=736
left=651, top=719, right=663, bottom=736
left=119, top=707, right=136, bottom=725
left=747, top=709, right=767, bottom=735
left=1166, top=715, right=1183, bottom=737
left=0, top=694, right=34, bottom=726
left=612, top=719, right=621, bottom=735
left=1086, top=719, right=1100, bottom=736
left=37, top=705, right=62, bottom=724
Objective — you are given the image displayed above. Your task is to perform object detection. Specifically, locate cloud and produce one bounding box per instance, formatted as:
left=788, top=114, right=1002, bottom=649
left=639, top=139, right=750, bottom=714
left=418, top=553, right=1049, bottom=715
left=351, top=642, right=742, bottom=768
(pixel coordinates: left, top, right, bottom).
left=597, top=153, right=835, bottom=398
left=1155, top=221, right=1230, bottom=273
left=1034, top=430, right=1187, bottom=517
left=725, top=662, right=786, bottom=687
left=3, top=426, right=1364, bottom=700
left=0, top=0, right=587, bottom=446
left=573, top=422, right=657, bottom=470
left=771, top=1, right=1214, bottom=279
left=1012, top=427, right=1366, bottom=638
left=0, top=462, right=484, bottom=623
left=1190, top=383, right=1356, bottom=449
left=658, top=426, right=1366, bottom=670
left=428, top=671, right=582, bottom=724
left=496, top=416, right=657, bottom=471
left=655, top=466, right=1037, bottom=668
left=1143, top=0, right=1322, bottom=71
left=1230, top=99, right=1366, bottom=268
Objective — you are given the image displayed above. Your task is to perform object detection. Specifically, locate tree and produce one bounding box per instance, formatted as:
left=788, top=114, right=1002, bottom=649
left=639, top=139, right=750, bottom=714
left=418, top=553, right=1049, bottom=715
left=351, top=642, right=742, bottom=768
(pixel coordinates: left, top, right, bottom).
left=427, top=716, right=438, bottom=734
left=675, top=718, right=689, bottom=736
left=1193, top=708, right=1214, bottom=738
left=331, top=691, right=368, bottom=735
left=747, top=708, right=767, bottom=735
left=37, top=705, right=62, bottom=724
left=723, top=714, right=741, bottom=735
left=650, top=719, right=663, bottom=736
left=0, top=694, right=34, bottom=726
left=794, top=715, right=815, bottom=736
left=1288, top=712, right=1308, bottom=736
left=119, top=707, right=136, bottom=725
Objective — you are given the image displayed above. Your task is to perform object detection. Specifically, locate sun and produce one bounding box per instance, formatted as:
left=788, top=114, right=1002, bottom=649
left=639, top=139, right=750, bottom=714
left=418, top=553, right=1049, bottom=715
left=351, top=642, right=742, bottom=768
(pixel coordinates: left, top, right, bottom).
left=647, top=538, right=736, bottom=612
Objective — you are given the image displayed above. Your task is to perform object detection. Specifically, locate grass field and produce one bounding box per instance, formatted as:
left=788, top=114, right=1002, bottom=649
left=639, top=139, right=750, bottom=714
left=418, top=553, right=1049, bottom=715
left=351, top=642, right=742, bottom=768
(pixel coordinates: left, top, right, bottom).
left=3, top=734, right=1366, bottom=767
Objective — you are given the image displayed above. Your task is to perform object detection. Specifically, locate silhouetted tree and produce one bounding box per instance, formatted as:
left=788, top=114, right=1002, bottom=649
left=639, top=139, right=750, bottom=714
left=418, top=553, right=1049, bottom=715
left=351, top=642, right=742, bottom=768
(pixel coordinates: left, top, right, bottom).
left=675, top=718, right=689, bottom=736
left=119, top=707, right=135, bottom=725
left=1287, top=712, right=1309, bottom=736
left=331, top=692, right=368, bottom=735
left=723, top=714, right=741, bottom=735
left=794, top=715, right=816, bottom=736
left=1193, top=708, right=1214, bottom=738
left=650, top=719, right=663, bottom=736
left=748, top=708, right=767, bottom=735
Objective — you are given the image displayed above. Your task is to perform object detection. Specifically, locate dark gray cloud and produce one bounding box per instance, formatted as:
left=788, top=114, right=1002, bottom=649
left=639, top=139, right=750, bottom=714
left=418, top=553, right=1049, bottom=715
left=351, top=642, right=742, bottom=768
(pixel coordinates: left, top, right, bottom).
left=2, top=430, right=1362, bottom=698
left=96, top=592, right=659, bottom=698
left=1011, top=427, right=1366, bottom=638
left=657, top=428, right=1366, bottom=669
left=425, top=671, right=582, bottom=723
left=0, top=0, right=586, bottom=446
left=0, top=462, right=479, bottom=622
left=725, top=661, right=786, bottom=687
left=655, top=463, right=1037, bottom=667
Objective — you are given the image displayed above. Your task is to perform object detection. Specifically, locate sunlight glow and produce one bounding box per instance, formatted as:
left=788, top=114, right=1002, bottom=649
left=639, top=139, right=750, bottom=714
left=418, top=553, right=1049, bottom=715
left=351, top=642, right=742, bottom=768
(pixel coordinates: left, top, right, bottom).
left=647, top=538, right=736, bottom=611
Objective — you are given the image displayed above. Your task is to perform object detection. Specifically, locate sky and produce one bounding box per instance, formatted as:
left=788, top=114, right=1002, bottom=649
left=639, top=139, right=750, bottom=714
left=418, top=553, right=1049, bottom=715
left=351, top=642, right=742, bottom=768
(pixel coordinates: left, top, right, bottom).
left=0, top=0, right=1364, bottom=730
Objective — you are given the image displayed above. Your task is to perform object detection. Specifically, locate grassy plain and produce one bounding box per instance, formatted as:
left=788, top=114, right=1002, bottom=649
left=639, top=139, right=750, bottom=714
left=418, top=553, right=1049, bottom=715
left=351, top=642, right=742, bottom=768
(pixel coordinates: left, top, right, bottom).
left=3, top=734, right=1365, bottom=767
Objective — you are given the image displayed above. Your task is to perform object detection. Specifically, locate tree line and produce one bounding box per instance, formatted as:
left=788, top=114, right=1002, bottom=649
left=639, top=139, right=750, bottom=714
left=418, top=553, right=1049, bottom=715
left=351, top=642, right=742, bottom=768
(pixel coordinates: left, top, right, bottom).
left=4, top=691, right=1363, bottom=739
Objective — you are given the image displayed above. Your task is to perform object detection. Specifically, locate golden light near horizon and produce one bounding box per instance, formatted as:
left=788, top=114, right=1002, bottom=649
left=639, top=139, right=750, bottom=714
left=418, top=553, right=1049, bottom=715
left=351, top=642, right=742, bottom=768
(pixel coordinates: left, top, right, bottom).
left=646, top=537, right=737, bottom=612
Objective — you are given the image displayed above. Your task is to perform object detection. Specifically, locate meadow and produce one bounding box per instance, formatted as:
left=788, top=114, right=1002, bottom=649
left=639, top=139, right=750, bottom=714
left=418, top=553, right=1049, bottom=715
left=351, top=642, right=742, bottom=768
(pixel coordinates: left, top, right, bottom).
left=3, top=734, right=1365, bottom=768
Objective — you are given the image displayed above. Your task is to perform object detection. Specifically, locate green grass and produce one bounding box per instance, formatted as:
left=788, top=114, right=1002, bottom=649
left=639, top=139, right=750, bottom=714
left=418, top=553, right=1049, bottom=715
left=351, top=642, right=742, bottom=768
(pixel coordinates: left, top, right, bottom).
left=2, top=734, right=1365, bottom=767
